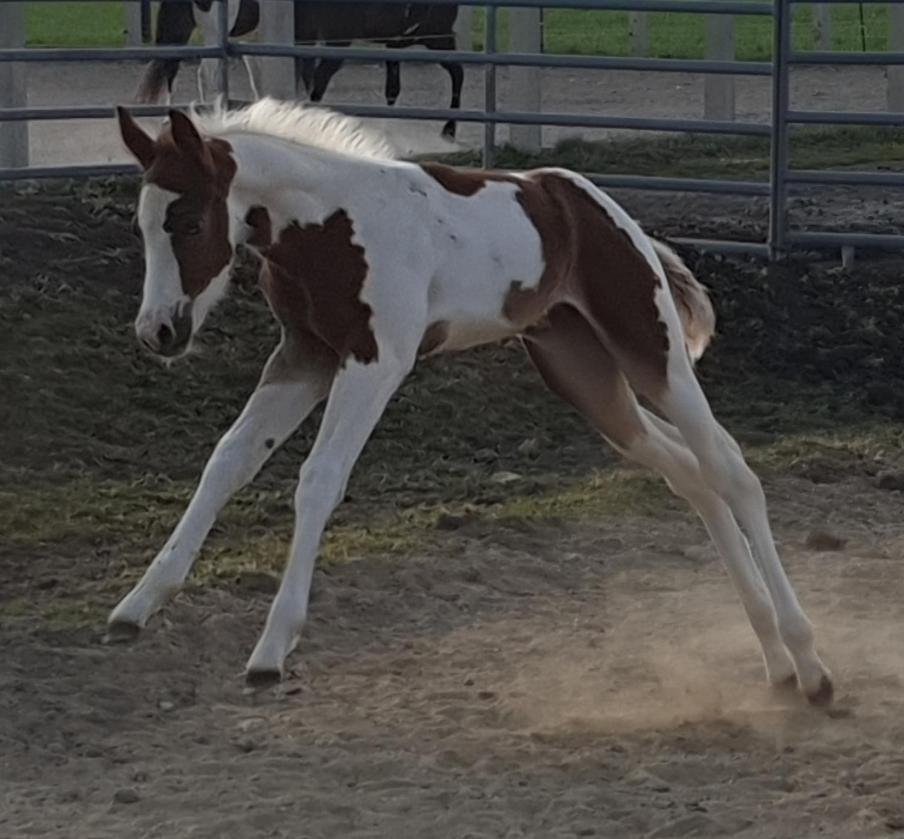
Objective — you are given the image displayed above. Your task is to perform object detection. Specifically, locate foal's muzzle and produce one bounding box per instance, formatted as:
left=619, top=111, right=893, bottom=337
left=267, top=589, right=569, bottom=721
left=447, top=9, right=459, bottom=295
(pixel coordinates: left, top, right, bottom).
left=136, top=306, right=193, bottom=358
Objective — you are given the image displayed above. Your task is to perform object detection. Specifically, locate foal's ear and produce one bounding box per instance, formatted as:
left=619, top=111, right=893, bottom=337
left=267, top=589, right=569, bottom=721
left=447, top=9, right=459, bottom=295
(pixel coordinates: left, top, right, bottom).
left=168, top=109, right=205, bottom=161
left=116, top=106, right=155, bottom=169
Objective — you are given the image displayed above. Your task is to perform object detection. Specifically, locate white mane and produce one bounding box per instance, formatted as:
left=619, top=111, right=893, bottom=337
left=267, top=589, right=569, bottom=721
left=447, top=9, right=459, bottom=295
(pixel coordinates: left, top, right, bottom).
left=193, top=97, right=399, bottom=161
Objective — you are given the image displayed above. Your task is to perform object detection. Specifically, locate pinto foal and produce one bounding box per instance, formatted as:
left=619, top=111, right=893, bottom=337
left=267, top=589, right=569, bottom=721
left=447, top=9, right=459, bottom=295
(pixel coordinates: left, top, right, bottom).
left=111, top=100, right=832, bottom=703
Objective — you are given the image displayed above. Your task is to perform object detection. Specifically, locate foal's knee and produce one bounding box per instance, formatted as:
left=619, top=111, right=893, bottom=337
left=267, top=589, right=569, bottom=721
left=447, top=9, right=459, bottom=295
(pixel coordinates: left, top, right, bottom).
left=698, top=444, right=764, bottom=511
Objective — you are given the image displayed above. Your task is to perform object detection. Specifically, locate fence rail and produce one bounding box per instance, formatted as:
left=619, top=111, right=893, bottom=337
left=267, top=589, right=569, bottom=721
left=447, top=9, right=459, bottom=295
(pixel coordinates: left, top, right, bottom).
left=1, top=0, right=903, bottom=260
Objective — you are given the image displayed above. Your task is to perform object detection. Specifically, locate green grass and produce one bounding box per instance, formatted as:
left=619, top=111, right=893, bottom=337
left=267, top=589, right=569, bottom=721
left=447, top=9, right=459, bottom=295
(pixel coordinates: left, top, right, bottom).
left=24, top=3, right=893, bottom=57
left=26, top=2, right=128, bottom=47
left=473, top=5, right=889, bottom=59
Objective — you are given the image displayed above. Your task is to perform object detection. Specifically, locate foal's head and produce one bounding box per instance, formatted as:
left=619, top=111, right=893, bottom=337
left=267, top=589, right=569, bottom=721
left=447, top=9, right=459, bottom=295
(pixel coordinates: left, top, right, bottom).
left=117, top=107, right=237, bottom=358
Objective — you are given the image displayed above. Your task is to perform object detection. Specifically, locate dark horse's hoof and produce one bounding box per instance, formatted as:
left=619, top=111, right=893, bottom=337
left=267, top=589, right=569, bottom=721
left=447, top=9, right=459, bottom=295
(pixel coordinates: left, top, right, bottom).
left=441, top=121, right=457, bottom=140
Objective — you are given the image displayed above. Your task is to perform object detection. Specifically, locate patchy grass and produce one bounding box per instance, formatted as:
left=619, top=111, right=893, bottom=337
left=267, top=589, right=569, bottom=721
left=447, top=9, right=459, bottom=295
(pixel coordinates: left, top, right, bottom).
left=429, top=126, right=904, bottom=182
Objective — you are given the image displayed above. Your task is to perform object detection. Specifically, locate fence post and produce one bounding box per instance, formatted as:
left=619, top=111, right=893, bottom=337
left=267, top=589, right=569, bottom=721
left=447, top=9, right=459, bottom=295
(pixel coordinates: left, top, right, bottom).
left=704, top=14, right=735, bottom=121
left=629, top=12, right=650, bottom=57
left=888, top=3, right=904, bottom=112
left=124, top=1, right=143, bottom=46
left=509, top=8, right=542, bottom=151
left=769, top=0, right=791, bottom=259
left=813, top=4, right=832, bottom=50
left=483, top=5, right=497, bottom=168
left=0, top=2, right=29, bottom=169
left=454, top=5, right=473, bottom=52
left=260, top=0, right=296, bottom=98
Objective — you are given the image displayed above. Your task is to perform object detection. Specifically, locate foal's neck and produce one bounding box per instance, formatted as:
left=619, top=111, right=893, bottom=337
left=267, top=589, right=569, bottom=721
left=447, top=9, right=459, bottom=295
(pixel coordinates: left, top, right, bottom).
left=226, top=132, right=379, bottom=228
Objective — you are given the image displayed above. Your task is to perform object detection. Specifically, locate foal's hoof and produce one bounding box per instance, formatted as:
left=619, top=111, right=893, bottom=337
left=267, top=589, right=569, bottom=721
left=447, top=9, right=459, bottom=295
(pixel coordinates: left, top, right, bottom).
left=771, top=673, right=799, bottom=695
left=806, top=674, right=835, bottom=707
left=245, top=667, right=283, bottom=689
left=103, top=620, right=142, bottom=645
left=441, top=121, right=457, bottom=140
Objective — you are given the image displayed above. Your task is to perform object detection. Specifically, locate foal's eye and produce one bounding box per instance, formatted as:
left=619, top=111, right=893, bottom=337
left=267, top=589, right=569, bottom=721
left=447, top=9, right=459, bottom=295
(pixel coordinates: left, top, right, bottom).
left=182, top=221, right=203, bottom=236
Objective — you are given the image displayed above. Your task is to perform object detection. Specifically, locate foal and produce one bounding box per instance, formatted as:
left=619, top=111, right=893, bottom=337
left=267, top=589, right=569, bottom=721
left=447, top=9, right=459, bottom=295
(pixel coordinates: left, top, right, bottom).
left=111, top=99, right=833, bottom=704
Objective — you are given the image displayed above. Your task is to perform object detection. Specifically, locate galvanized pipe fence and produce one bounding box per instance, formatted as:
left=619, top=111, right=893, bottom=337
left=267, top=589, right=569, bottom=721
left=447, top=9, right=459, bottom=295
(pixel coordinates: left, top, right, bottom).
left=1, top=0, right=903, bottom=260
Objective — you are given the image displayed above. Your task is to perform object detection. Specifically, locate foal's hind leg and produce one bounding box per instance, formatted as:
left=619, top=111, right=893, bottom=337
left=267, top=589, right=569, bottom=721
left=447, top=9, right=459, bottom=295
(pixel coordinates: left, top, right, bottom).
left=108, top=338, right=335, bottom=635
left=643, top=349, right=832, bottom=703
left=579, top=268, right=832, bottom=703
left=523, top=305, right=797, bottom=689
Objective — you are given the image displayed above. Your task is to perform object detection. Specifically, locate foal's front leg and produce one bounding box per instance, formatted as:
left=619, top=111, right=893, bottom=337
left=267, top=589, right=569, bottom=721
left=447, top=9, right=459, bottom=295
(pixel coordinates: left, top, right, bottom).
left=108, top=347, right=333, bottom=635
left=245, top=355, right=413, bottom=682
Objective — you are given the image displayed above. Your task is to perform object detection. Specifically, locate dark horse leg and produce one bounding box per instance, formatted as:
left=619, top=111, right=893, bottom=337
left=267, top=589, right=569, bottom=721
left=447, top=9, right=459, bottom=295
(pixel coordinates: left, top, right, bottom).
left=385, top=60, right=401, bottom=106
left=296, top=57, right=316, bottom=97
left=427, top=35, right=463, bottom=139
left=136, top=0, right=196, bottom=103
left=303, top=42, right=350, bottom=103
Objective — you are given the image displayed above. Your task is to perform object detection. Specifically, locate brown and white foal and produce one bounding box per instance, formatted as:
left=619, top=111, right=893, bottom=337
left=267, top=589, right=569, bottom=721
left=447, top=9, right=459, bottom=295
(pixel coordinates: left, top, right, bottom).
left=111, top=99, right=832, bottom=703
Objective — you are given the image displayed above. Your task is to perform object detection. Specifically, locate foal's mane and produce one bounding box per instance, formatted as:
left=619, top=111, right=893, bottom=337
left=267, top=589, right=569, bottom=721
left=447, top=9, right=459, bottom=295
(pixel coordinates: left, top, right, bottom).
left=194, top=97, right=399, bottom=161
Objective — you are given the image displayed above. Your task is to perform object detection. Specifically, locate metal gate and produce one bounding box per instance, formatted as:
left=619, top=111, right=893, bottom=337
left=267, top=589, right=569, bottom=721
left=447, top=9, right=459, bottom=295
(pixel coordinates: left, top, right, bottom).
left=2, top=0, right=903, bottom=259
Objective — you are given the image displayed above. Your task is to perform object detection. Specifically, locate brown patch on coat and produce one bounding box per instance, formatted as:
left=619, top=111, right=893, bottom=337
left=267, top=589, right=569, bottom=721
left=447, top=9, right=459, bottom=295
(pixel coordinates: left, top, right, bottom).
left=420, top=160, right=670, bottom=394
left=419, top=162, right=518, bottom=197
left=260, top=322, right=339, bottom=388
left=145, top=131, right=237, bottom=298
left=523, top=304, right=645, bottom=450
left=244, top=205, right=273, bottom=249
left=418, top=320, right=450, bottom=357
left=259, top=210, right=378, bottom=366
left=504, top=173, right=671, bottom=398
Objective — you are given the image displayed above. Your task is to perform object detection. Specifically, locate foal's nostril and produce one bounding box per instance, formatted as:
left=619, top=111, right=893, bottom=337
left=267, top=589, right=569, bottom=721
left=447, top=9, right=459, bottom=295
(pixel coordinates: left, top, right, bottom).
left=156, top=323, right=175, bottom=350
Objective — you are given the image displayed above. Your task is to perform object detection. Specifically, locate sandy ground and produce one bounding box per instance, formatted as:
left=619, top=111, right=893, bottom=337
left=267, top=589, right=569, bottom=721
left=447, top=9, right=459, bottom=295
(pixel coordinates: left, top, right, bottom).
left=2, top=474, right=904, bottom=838
left=2, top=178, right=904, bottom=837
left=3, top=66, right=904, bottom=834
left=16, top=57, right=895, bottom=165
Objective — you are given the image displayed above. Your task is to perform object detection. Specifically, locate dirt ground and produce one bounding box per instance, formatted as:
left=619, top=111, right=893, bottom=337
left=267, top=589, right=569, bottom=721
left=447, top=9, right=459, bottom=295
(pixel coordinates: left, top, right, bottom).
left=2, top=168, right=904, bottom=838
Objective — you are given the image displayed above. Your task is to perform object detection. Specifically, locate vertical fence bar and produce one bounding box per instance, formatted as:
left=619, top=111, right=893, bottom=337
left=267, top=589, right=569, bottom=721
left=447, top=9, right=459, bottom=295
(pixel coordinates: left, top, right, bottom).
left=483, top=5, right=497, bottom=169
left=769, top=0, right=791, bottom=259
left=509, top=7, right=542, bottom=152
left=704, top=13, right=735, bottom=120
left=888, top=2, right=904, bottom=112
left=455, top=5, right=474, bottom=52
left=0, top=1, right=29, bottom=169
left=260, top=0, right=296, bottom=99
left=218, top=0, right=230, bottom=101
left=813, top=4, right=831, bottom=50
left=629, top=12, right=651, bottom=57
left=125, top=0, right=143, bottom=46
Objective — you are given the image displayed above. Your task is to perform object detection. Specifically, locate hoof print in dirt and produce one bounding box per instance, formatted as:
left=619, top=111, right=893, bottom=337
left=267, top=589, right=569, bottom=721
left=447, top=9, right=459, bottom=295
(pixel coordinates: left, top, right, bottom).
left=876, top=470, right=904, bottom=492
left=804, top=530, right=847, bottom=552
left=112, top=788, right=140, bottom=805
left=103, top=621, right=142, bottom=645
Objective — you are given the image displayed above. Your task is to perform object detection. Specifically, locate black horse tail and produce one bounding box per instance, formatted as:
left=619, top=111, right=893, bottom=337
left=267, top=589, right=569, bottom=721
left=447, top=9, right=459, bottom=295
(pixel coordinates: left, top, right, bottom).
left=136, top=0, right=197, bottom=103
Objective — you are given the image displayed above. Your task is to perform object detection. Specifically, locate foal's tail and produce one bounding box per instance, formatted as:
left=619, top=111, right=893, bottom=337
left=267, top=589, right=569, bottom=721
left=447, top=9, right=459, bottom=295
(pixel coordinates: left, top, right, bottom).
left=651, top=238, right=716, bottom=362
left=136, top=0, right=196, bottom=103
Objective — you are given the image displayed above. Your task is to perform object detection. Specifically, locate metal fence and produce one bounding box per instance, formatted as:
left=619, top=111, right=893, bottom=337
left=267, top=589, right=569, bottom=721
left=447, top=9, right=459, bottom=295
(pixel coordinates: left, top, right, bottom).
left=1, top=0, right=903, bottom=259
